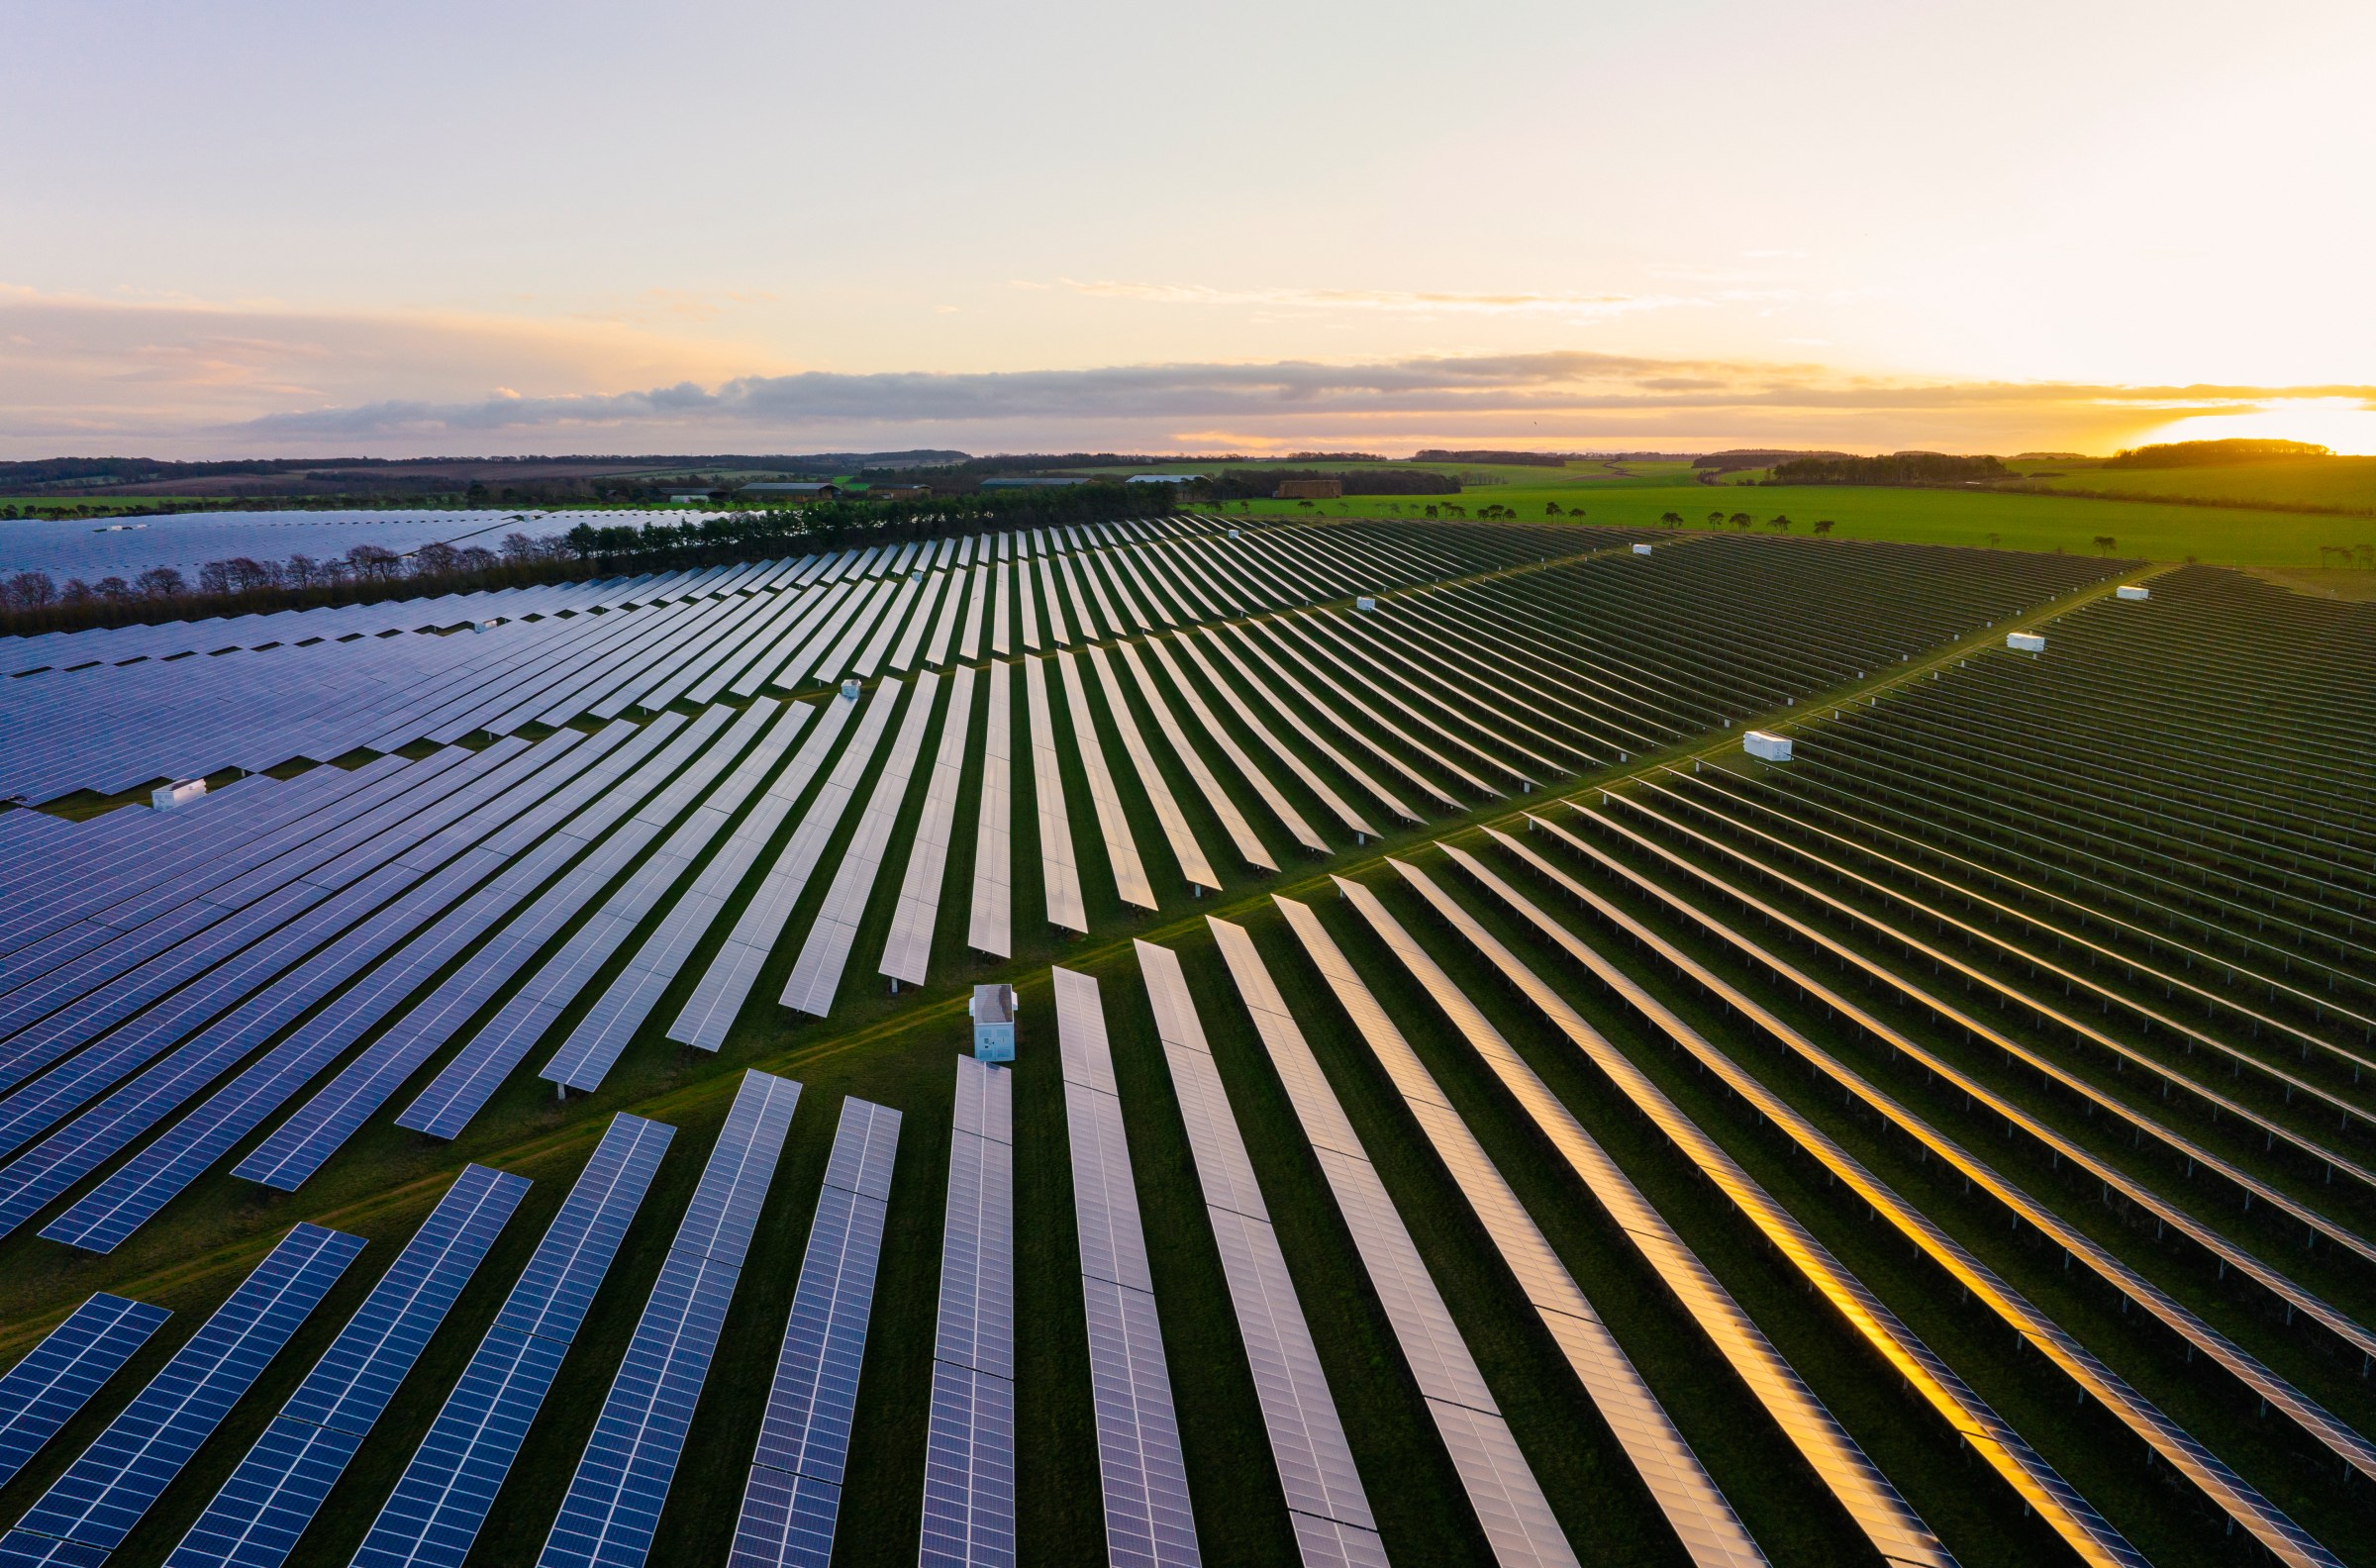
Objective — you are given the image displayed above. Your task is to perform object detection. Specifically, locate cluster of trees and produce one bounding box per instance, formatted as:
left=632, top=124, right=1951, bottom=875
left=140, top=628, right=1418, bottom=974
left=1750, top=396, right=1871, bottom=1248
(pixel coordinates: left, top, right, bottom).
left=0, top=532, right=582, bottom=621
left=1769, top=452, right=2007, bottom=485
left=1194, top=468, right=1460, bottom=501
left=2103, top=439, right=2331, bottom=469
left=1410, top=449, right=1573, bottom=467
left=557, top=480, right=1174, bottom=569
left=2317, top=543, right=2375, bottom=567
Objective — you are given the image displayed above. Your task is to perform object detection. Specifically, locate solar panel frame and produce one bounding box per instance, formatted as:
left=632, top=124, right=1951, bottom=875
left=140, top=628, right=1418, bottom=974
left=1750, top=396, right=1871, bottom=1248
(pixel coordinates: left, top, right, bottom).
left=1020, top=659, right=1086, bottom=933
left=348, top=1117, right=673, bottom=1568
left=881, top=665, right=976, bottom=987
left=730, top=1099, right=901, bottom=1568
left=781, top=677, right=933, bottom=1017
left=1052, top=650, right=1155, bottom=911
left=161, top=1166, right=529, bottom=1568
left=4, top=1225, right=365, bottom=1559
left=538, top=1073, right=798, bottom=1568
left=0, top=1295, right=172, bottom=1494
left=1051, top=969, right=1200, bottom=1568
left=1205, top=919, right=1580, bottom=1568
left=1134, top=942, right=1380, bottom=1562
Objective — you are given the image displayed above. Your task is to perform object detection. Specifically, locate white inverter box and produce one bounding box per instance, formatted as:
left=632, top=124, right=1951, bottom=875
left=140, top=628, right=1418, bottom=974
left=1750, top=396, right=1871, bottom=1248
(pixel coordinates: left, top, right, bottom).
left=2007, top=632, right=2046, bottom=652
left=1355, top=596, right=1378, bottom=611
left=1743, top=731, right=1793, bottom=762
left=970, top=983, right=1017, bottom=1062
left=150, top=778, right=208, bottom=810
left=840, top=678, right=861, bottom=700
left=1633, top=542, right=1653, bottom=555
left=2116, top=584, right=2150, bottom=601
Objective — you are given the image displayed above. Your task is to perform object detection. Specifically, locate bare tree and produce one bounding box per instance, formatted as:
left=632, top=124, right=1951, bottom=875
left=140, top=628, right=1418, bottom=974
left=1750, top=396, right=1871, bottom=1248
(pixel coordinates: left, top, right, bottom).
left=4, top=571, right=56, bottom=610
left=136, top=565, right=185, bottom=598
left=346, top=543, right=403, bottom=580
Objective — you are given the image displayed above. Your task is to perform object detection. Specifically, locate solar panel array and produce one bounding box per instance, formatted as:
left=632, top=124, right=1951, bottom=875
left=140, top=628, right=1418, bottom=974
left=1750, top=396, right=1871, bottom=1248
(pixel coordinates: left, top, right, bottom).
left=669, top=682, right=899, bottom=1050
left=964, top=663, right=1014, bottom=959
left=881, top=665, right=976, bottom=989
left=538, top=1072, right=801, bottom=1568
left=781, top=677, right=937, bottom=1017
left=728, top=1097, right=902, bottom=1568
left=1270, top=898, right=1773, bottom=1568
left=0, top=1224, right=365, bottom=1564
left=1133, top=941, right=1384, bottom=1568
left=1205, top=919, right=1581, bottom=1568
left=1050, top=967, right=1201, bottom=1568
left=0, top=1296, right=171, bottom=1494
left=2, top=517, right=2264, bottom=1568
left=162, top=1165, right=529, bottom=1568
left=351, top=1115, right=674, bottom=1568
left=919, top=1056, right=1015, bottom=1568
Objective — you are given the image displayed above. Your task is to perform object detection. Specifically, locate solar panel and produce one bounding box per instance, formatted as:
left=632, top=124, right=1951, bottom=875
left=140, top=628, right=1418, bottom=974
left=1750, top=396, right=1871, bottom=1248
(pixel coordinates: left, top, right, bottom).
left=1204, top=920, right=1580, bottom=1568
left=538, top=700, right=825, bottom=1092
left=965, top=665, right=1013, bottom=960
left=0, top=1295, right=171, bottom=1493
left=1007, top=560, right=1031, bottom=652
left=667, top=684, right=897, bottom=1051
left=402, top=700, right=788, bottom=1129
left=538, top=1073, right=799, bottom=1568
left=1267, top=899, right=1766, bottom=1568
left=1134, top=942, right=1380, bottom=1564
left=782, top=677, right=935, bottom=1016
left=1083, top=645, right=1220, bottom=889
left=162, top=1166, right=529, bottom=1568
left=1021, top=660, right=1086, bottom=933
left=1138, top=637, right=1329, bottom=853
left=1051, top=968, right=1200, bottom=1568
left=881, top=665, right=976, bottom=987
left=988, top=560, right=1017, bottom=660
left=226, top=713, right=702, bottom=1194
left=350, top=1117, right=673, bottom=1568
left=728, top=1098, right=901, bottom=1568
left=1052, top=651, right=1154, bottom=911
left=0, top=1225, right=364, bottom=1562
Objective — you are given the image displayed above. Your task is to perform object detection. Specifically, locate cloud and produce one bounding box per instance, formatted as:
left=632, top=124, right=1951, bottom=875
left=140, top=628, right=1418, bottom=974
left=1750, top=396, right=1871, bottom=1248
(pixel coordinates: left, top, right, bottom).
left=7, top=280, right=2374, bottom=457
left=226, top=352, right=2376, bottom=442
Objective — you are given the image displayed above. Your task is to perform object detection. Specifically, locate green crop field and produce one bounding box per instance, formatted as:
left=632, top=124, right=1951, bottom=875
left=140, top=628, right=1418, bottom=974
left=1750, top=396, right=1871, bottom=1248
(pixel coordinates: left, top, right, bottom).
left=0, top=520, right=2368, bottom=1568
left=1087, top=455, right=2376, bottom=566
left=2003, top=454, right=2376, bottom=514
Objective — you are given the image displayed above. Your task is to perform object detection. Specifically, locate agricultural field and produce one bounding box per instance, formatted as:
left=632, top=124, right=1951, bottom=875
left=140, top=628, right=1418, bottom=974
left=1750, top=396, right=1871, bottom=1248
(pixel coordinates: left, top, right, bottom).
left=2003, top=455, right=2376, bottom=515
left=1151, top=458, right=2376, bottom=567
left=0, top=518, right=2370, bottom=1568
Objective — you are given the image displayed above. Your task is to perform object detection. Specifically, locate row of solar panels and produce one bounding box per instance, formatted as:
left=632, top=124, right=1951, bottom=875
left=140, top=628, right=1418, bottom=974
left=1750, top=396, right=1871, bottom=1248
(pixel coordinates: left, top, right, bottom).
left=0, top=1071, right=930, bottom=1568
left=0, top=511, right=1546, bottom=804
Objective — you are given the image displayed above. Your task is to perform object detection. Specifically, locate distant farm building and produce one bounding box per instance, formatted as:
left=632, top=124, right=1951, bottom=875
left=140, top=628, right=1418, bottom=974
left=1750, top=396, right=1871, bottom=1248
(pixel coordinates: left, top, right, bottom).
left=740, top=481, right=841, bottom=500
left=1274, top=478, right=1342, bottom=500
left=1129, top=474, right=1199, bottom=485
left=980, top=476, right=1088, bottom=490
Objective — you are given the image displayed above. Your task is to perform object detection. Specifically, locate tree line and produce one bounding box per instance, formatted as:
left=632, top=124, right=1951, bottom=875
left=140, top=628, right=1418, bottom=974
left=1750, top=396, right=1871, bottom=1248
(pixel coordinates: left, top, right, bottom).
left=1769, top=452, right=2007, bottom=485
left=0, top=481, right=1177, bottom=638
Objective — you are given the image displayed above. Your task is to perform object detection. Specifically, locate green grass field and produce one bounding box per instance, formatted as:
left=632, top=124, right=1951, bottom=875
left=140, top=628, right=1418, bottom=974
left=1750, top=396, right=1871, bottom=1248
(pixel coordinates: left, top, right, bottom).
left=1071, top=455, right=2376, bottom=567
left=2003, top=454, right=2376, bottom=513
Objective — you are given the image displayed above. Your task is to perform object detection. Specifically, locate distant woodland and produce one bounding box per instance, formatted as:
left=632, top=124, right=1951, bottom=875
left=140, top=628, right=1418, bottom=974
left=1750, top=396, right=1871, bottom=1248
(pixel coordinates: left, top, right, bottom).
left=1195, top=467, right=1462, bottom=500
left=2102, top=439, right=2332, bottom=469
left=1769, top=451, right=2008, bottom=484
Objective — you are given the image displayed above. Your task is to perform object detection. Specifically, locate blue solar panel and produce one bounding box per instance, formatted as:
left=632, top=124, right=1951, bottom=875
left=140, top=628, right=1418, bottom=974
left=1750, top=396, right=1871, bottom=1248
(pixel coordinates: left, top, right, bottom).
left=2, top=1225, right=363, bottom=1560
left=159, top=1167, right=528, bottom=1568
left=729, top=1098, right=900, bottom=1568
left=537, top=1073, right=800, bottom=1568
left=350, top=1117, right=673, bottom=1568
left=0, top=1295, right=170, bottom=1493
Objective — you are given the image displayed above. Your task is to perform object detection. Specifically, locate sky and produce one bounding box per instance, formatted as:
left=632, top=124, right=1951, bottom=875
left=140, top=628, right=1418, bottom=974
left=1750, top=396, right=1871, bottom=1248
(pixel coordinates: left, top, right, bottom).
left=6, top=0, right=2374, bottom=459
